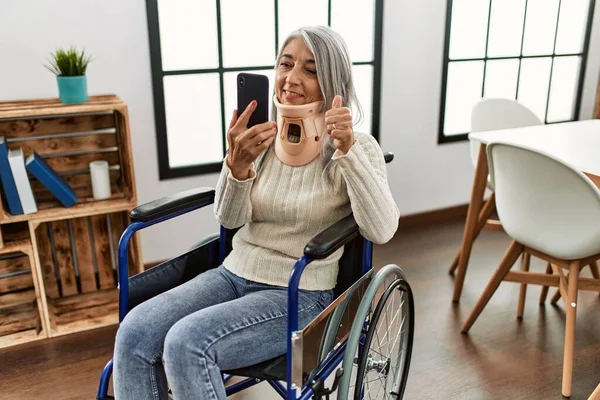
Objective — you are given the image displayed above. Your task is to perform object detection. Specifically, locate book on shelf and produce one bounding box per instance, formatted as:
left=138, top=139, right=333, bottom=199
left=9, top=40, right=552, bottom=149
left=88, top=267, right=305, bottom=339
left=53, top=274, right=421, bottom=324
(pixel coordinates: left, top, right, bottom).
left=0, top=138, right=23, bottom=215
left=26, top=152, right=77, bottom=208
left=7, top=148, right=37, bottom=214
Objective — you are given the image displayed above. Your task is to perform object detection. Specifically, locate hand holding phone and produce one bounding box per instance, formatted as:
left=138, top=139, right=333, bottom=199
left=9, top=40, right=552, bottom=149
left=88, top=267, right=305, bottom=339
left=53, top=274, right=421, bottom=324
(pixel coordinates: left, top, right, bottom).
left=226, top=74, right=275, bottom=179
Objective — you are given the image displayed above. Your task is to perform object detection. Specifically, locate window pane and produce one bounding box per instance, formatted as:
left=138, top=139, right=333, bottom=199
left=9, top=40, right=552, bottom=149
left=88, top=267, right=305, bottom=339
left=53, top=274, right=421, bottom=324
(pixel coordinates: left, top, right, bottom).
left=163, top=74, right=223, bottom=167
left=331, top=0, right=375, bottom=62
left=555, top=0, right=591, bottom=54
left=278, top=0, right=328, bottom=51
left=444, top=61, right=485, bottom=135
left=221, top=0, right=275, bottom=68
left=351, top=65, right=373, bottom=136
left=157, top=0, right=218, bottom=71
left=486, top=0, right=526, bottom=58
left=547, top=56, right=581, bottom=122
left=448, top=0, right=490, bottom=60
left=522, top=0, right=560, bottom=56
left=517, top=57, right=552, bottom=121
left=484, top=59, right=519, bottom=99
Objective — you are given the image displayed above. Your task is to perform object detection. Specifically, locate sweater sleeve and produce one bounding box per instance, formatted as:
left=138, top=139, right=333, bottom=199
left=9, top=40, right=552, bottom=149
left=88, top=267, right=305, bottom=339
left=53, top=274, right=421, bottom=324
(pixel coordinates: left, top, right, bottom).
left=332, top=133, right=400, bottom=244
left=213, top=159, right=257, bottom=229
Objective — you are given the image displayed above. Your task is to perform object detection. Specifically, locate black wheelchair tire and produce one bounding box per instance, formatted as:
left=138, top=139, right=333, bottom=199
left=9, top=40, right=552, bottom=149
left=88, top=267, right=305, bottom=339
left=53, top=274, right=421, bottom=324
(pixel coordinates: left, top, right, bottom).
left=354, top=278, right=415, bottom=399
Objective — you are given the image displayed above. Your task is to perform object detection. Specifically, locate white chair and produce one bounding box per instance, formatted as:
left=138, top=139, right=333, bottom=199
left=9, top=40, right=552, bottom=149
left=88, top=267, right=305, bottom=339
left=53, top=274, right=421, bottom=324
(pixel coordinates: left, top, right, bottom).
left=461, top=141, right=600, bottom=398
left=451, top=98, right=544, bottom=306
left=469, top=98, right=543, bottom=174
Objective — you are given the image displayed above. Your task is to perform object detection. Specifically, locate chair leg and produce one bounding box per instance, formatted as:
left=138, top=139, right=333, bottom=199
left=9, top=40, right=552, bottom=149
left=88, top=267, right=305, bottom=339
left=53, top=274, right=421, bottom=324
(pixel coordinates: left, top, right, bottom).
left=517, top=252, right=531, bottom=319
left=449, top=251, right=460, bottom=275
left=562, top=261, right=580, bottom=398
left=452, top=148, right=491, bottom=303
left=449, top=193, right=496, bottom=275
left=540, top=263, right=553, bottom=304
left=551, top=288, right=562, bottom=305
left=461, top=240, right=523, bottom=333
left=551, top=262, right=591, bottom=306
left=589, top=261, right=600, bottom=297
left=589, top=381, right=600, bottom=400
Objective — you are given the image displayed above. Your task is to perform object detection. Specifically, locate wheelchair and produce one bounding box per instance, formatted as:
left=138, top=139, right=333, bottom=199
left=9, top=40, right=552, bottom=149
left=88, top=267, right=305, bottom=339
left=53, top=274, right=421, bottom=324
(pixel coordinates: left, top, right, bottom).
left=97, top=152, right=414, bottom=400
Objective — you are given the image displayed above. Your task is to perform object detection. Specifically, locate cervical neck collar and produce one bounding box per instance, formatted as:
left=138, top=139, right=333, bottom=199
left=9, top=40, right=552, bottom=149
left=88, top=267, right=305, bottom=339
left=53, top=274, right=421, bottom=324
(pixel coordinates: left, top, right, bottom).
left=273, top=95, right=326, bottom=167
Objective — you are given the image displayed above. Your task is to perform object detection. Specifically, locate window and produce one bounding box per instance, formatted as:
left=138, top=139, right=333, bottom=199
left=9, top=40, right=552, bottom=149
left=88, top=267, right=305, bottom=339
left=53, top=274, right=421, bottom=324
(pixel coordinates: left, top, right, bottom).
left=146, top=0, right=384, bottom=180
left=439, top=0, right=596, bottom=143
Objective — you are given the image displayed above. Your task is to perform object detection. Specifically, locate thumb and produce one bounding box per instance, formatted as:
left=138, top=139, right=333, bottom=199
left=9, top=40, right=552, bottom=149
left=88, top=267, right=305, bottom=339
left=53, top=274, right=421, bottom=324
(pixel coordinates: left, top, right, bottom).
left=228, top=109, right=238, bottom=130
left=332, top=95, right=343, bottom=109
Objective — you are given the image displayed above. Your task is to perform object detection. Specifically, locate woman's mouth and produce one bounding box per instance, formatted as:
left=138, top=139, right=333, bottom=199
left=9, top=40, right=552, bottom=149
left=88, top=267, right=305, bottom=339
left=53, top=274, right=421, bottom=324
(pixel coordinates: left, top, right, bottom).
left=283, top=90, right=305, bottom=101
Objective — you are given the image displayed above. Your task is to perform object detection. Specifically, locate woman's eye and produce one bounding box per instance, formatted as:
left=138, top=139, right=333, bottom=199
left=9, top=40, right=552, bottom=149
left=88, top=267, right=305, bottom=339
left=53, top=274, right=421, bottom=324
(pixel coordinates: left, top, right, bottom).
left=307, top=69, right=317, bottom=75
left=279, top=62, right=291, bottom=68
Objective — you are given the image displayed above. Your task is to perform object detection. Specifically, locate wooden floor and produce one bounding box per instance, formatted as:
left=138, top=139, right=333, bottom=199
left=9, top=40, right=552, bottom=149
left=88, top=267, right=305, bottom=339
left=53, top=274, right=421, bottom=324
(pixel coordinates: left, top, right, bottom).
left=1, top=216, right=599, bottom=399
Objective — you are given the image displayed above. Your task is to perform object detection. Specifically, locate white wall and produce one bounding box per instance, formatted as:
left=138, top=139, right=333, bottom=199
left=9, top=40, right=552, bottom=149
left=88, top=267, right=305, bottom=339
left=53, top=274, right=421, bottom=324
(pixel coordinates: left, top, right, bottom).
left=1, top=0, right=599, bottom=263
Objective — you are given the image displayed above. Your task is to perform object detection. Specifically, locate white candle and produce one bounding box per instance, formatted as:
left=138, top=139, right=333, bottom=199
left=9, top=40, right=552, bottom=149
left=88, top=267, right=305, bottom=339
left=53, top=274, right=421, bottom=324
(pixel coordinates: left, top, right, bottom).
left=90, top=160, right=111, bottom=200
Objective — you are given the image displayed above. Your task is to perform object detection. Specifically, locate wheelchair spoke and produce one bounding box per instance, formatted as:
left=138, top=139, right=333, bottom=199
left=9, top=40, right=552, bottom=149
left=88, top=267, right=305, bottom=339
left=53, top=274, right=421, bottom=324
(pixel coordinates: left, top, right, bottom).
left=385, top=313, right=406, bottom=394
left=380, top=293, right=402, bottom=344
left=378, top=302, right=403, bottom=348
left=352, top=277, right=414, bottom=400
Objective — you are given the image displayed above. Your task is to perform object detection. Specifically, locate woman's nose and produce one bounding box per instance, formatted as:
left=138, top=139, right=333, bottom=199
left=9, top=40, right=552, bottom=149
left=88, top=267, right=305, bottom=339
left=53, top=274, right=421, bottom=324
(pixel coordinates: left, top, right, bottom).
left=286, top=67, right=301, bottom=85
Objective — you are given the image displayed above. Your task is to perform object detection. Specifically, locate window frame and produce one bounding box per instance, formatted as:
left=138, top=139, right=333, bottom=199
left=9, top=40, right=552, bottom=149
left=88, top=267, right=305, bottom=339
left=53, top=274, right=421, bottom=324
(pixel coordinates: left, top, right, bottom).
left=146, top=0, right=385, bottom=180
left=438, top=0, right=597, bottom=144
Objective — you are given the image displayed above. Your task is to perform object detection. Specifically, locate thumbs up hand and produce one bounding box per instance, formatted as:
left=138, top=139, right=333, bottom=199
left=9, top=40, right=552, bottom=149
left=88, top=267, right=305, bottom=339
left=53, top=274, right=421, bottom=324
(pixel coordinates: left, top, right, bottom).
left=325, top=95, right=355, bottom=155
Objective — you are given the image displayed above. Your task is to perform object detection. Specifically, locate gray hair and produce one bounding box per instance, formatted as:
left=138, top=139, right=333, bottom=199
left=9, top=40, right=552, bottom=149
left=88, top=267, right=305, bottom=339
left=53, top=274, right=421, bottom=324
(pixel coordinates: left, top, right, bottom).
left=272, top=26, right=363, bottom=126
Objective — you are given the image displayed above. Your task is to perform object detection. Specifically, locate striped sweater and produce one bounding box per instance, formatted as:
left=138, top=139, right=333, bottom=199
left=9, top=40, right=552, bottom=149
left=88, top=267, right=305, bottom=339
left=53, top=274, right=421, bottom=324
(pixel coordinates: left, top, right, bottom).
left=214, top=132, right=399, bottom=290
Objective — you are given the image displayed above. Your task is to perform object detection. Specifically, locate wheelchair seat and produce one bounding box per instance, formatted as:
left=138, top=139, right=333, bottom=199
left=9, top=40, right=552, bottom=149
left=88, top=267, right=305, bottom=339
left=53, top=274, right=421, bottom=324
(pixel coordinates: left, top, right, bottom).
left=224, top=354, right=288, bottom=382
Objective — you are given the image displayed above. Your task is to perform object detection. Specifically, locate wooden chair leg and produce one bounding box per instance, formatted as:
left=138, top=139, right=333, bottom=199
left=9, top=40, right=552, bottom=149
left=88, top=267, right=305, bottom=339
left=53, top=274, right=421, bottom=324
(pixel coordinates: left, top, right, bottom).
left=452, top=144, right=490, bottom=303
left=449, top=193, right=496, bottom=275
left=540, top=263, right=552, bottom=304
left=589, top=381, right=600, bottom=400
left=461, top=241, right=523, bottom=333
left=551, top=288, right=562, bottom=305
left=562, top=261, right=580, bottom=398
left=449, top=251, right=460, bottom=275
left=551, top=262, right=591, bottom=305
left=589, top=261, right=600, bottom=297
left=517, top=252, right=531, bottom=319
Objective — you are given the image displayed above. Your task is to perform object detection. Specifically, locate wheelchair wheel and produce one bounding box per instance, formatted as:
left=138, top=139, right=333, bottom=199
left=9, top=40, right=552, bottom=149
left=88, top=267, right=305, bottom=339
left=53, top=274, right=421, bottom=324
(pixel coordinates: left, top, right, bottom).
left=352, top=277, right=414, bottom=399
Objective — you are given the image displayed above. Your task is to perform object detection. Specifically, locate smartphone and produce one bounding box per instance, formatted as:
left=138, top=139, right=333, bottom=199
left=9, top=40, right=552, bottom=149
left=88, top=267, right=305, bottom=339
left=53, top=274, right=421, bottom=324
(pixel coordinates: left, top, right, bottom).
left=237, top=73, right=269, bottom=128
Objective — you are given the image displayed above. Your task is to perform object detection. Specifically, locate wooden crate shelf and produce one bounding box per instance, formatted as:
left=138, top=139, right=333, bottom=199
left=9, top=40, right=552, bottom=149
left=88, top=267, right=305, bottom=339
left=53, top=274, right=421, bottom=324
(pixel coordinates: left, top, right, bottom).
left=34, top=210, right=141, bottom=337
left=48, top=289, right=119, bottom=337
left=0, top=221, right=31, bottom=253
left=0, top=96, right=136, bottom=223
left=2, top=196, right=135, bottom=225
left=0, top=248, right=45, bottom=348
left=0, top=95, right=141, bottom=348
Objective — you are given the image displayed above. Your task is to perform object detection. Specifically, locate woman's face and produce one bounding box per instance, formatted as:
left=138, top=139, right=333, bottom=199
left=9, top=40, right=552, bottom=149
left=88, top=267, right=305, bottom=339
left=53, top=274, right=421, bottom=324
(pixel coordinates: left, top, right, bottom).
left=275, top=38, right=323, bottom=105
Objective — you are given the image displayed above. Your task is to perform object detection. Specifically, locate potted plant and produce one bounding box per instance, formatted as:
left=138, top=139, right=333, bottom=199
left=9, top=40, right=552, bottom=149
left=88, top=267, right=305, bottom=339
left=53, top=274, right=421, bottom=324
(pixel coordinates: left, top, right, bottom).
left=45, top=47, right=92, bottom=104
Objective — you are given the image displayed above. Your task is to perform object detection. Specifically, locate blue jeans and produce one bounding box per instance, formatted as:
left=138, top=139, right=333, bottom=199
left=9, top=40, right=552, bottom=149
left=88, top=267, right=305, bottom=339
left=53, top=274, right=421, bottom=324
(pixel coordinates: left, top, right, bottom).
left=113, top=265, right=334, bottom=400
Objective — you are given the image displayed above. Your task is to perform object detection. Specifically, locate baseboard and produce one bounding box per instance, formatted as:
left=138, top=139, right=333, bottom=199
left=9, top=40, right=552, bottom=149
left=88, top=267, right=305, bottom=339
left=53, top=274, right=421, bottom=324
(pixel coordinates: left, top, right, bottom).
left=398, top=203, right=469, bottom=229
left=142, top=204, right=470, bottom=269
left=144, top=260, right=163, bottom=270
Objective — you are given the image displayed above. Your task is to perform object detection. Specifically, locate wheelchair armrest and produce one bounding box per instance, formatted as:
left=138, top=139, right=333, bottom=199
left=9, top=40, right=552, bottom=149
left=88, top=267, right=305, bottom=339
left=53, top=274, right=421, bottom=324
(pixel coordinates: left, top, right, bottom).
left=130, top=187, right=215, bottom=223
left=304, top=213, right=359, bottom=260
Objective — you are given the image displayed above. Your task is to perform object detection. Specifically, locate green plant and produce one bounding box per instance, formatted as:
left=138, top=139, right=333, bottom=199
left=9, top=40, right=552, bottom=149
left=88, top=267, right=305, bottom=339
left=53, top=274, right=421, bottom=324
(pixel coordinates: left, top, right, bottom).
left=44, top=47, right=92, bottom=76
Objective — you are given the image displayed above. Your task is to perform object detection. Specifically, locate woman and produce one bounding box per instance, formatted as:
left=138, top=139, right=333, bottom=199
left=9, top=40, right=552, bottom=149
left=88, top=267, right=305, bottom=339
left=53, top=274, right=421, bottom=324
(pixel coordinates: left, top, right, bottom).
left=113, top=25, right=399, bottom=399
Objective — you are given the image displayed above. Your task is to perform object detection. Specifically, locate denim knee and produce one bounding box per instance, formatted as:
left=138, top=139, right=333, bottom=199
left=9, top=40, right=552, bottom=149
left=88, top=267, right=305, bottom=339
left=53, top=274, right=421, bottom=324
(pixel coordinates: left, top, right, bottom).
left=115, top=304, right=163, bottom=363
left=163, top=317, right=213, bottom=368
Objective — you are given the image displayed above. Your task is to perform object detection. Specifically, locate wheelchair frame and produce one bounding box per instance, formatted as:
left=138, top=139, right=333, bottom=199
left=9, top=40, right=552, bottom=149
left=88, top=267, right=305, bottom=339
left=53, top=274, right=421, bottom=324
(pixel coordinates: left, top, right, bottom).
left=97, top=157, right=413, bottom=400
